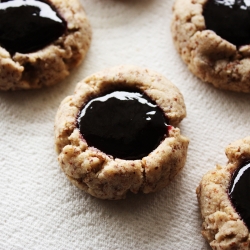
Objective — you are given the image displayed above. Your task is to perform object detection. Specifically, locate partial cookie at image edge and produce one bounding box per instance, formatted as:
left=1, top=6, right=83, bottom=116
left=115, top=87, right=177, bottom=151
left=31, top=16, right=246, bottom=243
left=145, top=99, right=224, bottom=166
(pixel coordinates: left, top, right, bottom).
left=171, top=0, right=250, bottom=93
left=0, top=0, right=91, bottom=90
left=197, top=137, right=250, bottom=249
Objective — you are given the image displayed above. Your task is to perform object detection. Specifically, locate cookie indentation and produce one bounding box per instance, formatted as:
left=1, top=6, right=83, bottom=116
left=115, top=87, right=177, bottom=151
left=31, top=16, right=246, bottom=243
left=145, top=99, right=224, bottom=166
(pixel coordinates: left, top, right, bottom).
left=77, top=90, right=168, bottom=160
left=229, top=161, right=250, bottom=229
left=0, top=0, right=66, bottom=55
left=203, top=0, right=250, bottom=47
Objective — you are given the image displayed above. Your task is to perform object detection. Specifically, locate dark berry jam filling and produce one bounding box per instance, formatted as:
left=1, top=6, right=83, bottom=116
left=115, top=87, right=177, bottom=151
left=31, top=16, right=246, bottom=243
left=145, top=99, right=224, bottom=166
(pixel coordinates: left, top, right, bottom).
left=228, top=161, right=250, bottom=229
left=77, top=90, right=169, bottom=160
left=0, top=0, right=66, bottom=55
left=203, top=0, right=250, bottom=47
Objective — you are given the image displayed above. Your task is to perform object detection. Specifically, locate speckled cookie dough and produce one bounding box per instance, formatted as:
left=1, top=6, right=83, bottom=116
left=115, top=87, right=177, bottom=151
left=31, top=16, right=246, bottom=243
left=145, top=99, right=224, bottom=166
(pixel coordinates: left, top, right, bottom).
left=0, top=0, right=91, bottom=90
left=197, top=137, right=250, bottom=250
left=54, top=65, right=189, bottom=200
left=171, top=0, right=250, bottom=93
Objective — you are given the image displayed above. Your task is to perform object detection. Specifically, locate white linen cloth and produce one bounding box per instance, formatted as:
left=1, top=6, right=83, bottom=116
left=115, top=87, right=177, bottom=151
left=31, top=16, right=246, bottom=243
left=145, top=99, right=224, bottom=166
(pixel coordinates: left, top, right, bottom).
left=1, top=0, right=250, bottom=249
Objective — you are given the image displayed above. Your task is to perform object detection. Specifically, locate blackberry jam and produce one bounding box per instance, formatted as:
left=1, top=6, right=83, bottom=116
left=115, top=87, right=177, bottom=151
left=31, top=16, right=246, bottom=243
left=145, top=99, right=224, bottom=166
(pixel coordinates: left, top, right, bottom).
left=203, top=0, right=250, bottom=47
left=0, top=0, right=66, bottom=55
left=228, top=161, right=250, bottom=229
left=77, top=90, right=169, bottom=160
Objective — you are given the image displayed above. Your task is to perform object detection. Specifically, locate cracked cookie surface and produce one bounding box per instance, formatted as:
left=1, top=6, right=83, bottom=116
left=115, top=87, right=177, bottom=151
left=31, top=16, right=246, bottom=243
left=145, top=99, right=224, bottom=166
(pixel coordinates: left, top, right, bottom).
left=197, top=137, right=250, bottom=249
left=0, top=0, right=91, bottom=90
left=54, top=65, right=189, bottom=199
left=171, top=0, right=250, bottom=93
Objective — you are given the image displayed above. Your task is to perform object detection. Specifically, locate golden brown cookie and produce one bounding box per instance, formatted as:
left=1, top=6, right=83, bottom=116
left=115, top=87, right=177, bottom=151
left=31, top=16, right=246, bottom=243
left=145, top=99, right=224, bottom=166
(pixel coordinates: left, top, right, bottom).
left=197, top=137, right=250, bottom=249
left=0, top=0, right=91, bottom=90
left=54, top=65, right=189, bottom=199
left=172, top=0, right=250, bottom=93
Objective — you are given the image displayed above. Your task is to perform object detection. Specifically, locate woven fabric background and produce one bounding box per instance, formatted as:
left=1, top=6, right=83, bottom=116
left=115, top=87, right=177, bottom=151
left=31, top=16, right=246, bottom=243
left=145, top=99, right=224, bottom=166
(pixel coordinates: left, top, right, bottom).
left=1, top=0, right=250, bottom=249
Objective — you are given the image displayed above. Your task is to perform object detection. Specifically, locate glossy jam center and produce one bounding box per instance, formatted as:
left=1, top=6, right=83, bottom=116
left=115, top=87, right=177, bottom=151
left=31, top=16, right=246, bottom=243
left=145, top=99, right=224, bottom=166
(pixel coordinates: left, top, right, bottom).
left=203, top=0, right=250, bottom=47
left=228, top=161, right=250, bottom=229
left=0, top=0, right=66, bottom=55
left=77, top=90, right=168, bottom=160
